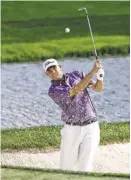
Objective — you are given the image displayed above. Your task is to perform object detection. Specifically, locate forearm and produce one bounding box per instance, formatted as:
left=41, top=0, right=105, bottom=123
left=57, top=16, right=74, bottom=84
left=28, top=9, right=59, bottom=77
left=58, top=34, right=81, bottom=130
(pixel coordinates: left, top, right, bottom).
left=94, top=80, right=104, bottom=91
left=70, top=69, right=96, bottom=96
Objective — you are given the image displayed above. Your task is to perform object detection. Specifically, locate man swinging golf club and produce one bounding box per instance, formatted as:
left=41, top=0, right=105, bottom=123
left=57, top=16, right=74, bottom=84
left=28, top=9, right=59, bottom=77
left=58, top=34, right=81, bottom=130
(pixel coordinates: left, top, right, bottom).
left=43, top=7, right=104, bottom=172
left=44, top=58, right=104, bottom=172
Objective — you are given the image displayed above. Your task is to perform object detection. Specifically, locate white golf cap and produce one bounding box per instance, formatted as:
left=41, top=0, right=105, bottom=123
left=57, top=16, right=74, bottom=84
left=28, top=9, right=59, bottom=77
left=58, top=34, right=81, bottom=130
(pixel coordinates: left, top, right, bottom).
left=43, top=58, right=59, bottom=72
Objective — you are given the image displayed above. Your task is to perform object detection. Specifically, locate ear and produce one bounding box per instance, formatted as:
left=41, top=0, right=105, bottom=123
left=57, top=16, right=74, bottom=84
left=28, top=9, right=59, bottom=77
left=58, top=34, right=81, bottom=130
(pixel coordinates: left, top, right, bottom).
left=45, top=71, right=49, bottom=76
left=59, top=64, right=62, bottom=69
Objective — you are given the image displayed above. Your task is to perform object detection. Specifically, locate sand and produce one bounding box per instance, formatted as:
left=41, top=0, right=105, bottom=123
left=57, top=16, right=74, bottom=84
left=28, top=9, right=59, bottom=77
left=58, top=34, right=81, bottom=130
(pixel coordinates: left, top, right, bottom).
left=1, top=143, right=130, bottom=174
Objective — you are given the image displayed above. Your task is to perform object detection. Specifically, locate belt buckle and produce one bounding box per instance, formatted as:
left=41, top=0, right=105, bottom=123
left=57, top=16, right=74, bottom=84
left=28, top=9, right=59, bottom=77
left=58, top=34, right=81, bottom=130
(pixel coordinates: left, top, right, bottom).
left=70, top=122, right=73, bottom=126
left=89, top=120, right=92, bottom=124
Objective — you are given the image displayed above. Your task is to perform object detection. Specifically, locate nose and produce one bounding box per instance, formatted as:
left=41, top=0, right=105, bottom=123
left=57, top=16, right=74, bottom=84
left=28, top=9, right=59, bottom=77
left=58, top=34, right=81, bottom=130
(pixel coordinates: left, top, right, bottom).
left=50, top=68, right=55, bottom=74
left=48, top=68, right=56, bottom=76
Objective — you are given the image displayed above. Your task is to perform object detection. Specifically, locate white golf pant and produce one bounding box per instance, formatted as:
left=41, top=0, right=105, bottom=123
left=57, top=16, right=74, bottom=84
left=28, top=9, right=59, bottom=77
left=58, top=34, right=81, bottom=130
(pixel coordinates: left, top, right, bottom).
left=60, top=121, right=100, bottom=172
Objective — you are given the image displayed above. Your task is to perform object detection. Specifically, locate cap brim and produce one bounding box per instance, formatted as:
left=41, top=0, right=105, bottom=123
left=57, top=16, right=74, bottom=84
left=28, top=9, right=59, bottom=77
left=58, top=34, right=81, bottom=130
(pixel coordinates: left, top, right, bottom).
left=45, top=62, right=58, bottom=72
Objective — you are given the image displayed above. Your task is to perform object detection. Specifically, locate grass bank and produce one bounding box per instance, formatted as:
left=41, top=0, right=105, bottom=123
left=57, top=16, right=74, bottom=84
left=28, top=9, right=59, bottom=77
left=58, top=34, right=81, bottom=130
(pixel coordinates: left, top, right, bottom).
left=2, top=36, right=129, bottom=63
left=1, top=122, right=130, bottom=151
left=1, top=1, right=130, bottom=63
left=1, top=166, right=130, bottom=180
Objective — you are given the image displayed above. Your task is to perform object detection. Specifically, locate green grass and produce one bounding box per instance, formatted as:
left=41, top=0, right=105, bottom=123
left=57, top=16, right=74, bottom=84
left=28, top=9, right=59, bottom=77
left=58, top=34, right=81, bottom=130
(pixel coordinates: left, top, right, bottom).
left=1, top=1, right=130, bottom=21
left=2, top=14, right=130, bottom=43
left=1, top=1, right=130, bottom=63
left=2, top=36, right=129, bottom=63
left=1, top=167, right=130, bottom=180
left=1, top=122, right=130, bottom=151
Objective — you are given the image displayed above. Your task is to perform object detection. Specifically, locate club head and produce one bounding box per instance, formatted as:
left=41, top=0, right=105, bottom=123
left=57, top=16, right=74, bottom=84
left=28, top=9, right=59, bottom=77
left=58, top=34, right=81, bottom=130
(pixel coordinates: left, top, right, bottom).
left=78, top=7, right=88, bottom=14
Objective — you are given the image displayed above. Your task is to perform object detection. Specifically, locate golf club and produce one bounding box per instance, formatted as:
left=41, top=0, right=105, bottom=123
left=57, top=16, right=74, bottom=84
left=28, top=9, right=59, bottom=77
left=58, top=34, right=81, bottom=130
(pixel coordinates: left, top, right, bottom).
left=79, top=7, right=104, bottom=78
left=78, top=7, right=98, bottom=60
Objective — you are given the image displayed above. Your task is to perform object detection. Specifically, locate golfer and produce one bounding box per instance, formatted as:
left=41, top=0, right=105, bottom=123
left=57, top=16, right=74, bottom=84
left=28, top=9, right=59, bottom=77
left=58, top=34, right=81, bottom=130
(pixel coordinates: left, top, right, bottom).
left=43, top=58, right=104, bottom=172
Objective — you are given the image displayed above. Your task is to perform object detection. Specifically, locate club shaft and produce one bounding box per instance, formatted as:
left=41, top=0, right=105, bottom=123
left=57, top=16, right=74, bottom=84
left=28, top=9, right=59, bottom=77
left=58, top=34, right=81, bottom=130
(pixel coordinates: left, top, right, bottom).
left=85, top=13, right=98, bottom=59
left=79, top=8, right=103, bottom=77
left=79, top=7, right=98, bottom=60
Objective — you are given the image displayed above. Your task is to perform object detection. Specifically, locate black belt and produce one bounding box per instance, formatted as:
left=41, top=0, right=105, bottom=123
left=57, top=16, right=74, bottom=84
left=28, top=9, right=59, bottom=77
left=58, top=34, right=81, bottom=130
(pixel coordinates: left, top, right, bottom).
left=65, top=118, right=97, bottom=126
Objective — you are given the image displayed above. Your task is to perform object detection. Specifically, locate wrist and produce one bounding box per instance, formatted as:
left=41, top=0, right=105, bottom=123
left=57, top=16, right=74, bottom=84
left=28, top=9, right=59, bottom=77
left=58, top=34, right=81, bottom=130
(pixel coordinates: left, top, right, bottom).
left=97, top=75, right=103, bottom=81
left=97, top=68, right=104, bottom=81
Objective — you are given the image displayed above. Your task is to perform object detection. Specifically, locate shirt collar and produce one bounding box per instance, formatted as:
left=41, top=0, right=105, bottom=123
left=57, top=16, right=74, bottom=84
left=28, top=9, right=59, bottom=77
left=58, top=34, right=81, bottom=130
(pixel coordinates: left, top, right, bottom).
left=51, top=74, right=68, bottom=85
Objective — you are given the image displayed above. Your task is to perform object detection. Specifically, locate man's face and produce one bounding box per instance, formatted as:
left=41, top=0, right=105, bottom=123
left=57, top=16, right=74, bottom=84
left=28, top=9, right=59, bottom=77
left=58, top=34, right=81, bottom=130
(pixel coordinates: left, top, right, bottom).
left=45, top=65, right=63, bottom=80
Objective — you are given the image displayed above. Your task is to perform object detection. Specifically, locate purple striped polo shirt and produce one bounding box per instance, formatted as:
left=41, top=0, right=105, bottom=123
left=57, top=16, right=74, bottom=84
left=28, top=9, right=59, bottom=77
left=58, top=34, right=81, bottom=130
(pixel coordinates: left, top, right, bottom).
left=48, top=71, right=97, bottom=123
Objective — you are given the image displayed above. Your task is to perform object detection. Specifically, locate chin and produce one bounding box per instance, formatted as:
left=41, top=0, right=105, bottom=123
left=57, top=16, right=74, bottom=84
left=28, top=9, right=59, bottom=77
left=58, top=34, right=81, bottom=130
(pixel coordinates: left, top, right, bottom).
left=55, top=76, right=62, bottom=80
left=52, top=76, right=59, bottom=80
left=51, top=74, right=63, bottom=80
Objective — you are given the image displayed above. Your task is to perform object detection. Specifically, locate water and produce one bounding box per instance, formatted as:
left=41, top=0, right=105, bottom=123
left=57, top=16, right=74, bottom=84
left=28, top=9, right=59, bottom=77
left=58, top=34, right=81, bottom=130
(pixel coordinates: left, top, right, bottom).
left=1, top=56, right=130, bottom=129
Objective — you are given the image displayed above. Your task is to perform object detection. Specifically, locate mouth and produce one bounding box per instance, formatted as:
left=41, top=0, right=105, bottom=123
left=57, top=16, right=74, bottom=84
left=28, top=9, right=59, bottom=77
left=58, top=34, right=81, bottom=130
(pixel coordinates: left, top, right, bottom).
left=52, top=73, right=59, bottom=77
left=51, top=75, right=58, bottom=79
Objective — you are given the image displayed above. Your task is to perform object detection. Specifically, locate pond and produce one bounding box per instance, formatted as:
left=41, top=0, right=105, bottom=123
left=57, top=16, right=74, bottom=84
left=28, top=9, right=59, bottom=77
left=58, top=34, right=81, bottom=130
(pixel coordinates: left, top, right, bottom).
left=1, top=56, right=130, bottom=129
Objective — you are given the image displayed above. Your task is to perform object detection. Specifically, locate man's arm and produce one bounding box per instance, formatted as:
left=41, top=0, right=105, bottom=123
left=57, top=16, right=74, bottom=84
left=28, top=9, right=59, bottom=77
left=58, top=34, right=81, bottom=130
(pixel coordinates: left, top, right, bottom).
left=69, top=60, right=101, bottom=96
left=88, top=80, right=104, bottom=92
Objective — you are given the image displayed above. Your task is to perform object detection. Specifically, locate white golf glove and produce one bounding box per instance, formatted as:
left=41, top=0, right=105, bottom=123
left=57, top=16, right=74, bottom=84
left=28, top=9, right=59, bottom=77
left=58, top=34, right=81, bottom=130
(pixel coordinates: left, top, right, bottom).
left=97, top=68, right=104, bottom=81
